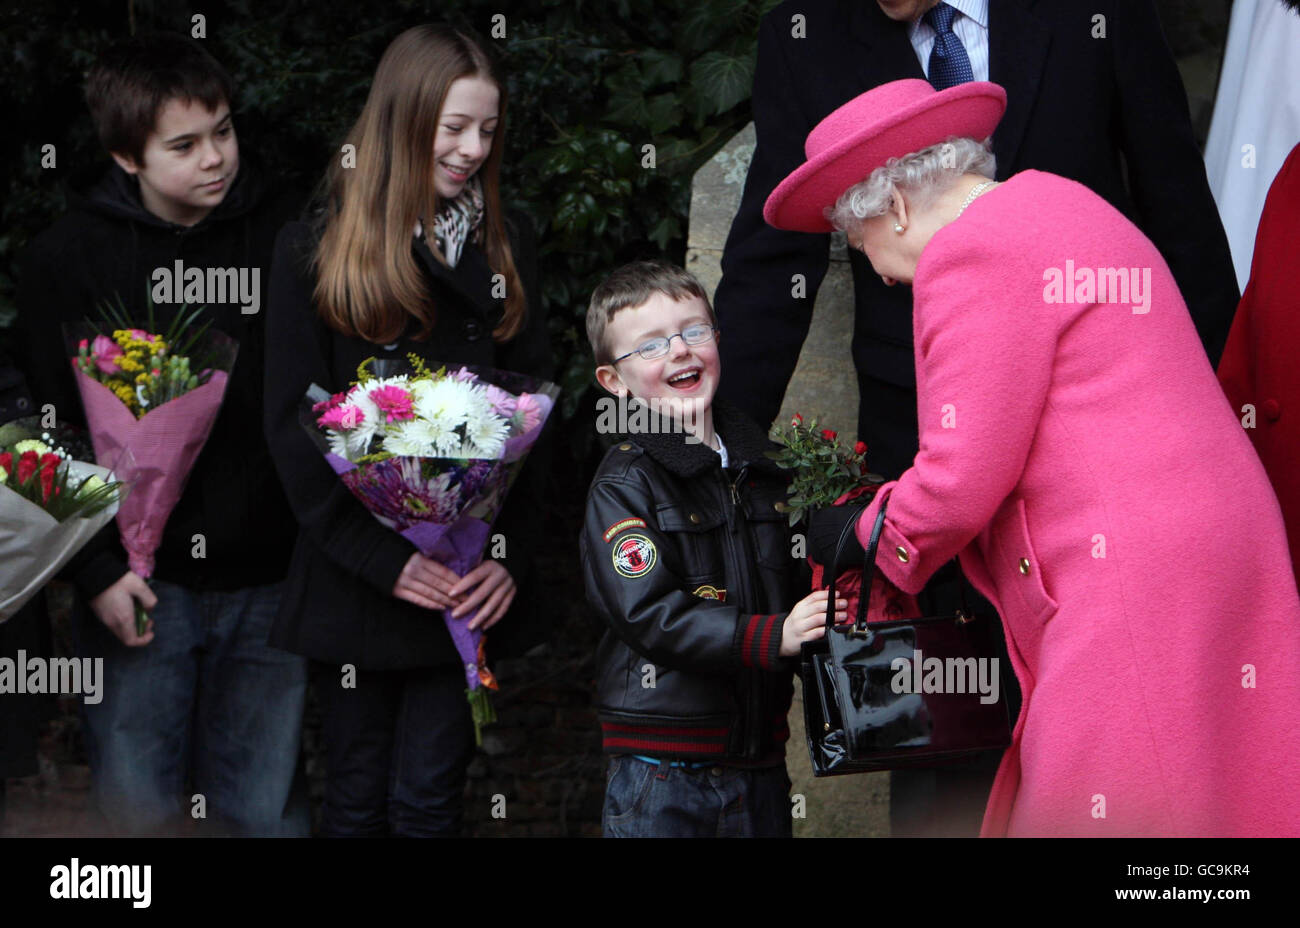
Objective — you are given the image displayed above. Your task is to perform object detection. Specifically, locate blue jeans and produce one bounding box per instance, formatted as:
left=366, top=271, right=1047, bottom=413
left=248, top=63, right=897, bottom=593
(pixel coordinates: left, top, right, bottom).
left=602, top=756, right=793, bottom=837
left=315, top=662, right=475, bottom=837
left=78, top=579, right=309, bottom=836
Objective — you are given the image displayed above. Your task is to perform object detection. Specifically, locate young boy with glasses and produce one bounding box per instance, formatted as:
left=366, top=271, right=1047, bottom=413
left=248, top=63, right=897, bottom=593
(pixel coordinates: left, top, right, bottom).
left=581, top=260, right=844, bottom=837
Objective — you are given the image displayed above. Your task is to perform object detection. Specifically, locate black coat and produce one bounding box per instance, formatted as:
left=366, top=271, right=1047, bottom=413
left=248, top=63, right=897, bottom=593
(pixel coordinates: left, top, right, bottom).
left=15, top=157, right=302, bottom=596
left=581, top=402, right=799, bottom=763
left=262, top=217, right=553, bottom=669
left=715, top=0, right=1240, bottom=480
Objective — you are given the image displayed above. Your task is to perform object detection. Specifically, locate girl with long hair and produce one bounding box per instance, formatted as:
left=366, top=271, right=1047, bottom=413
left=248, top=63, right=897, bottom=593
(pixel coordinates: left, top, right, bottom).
left=263, top=24, right=552, bottom=836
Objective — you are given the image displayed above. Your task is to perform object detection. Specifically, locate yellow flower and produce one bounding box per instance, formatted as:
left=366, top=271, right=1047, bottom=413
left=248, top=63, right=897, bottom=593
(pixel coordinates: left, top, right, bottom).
left=75, top=474, right=106, bottom=498
left=12, top=439, right=52, bottom=456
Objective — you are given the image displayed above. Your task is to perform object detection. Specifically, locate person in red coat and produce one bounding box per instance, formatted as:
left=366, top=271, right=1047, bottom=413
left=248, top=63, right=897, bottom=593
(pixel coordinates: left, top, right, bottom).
left=1217, top=142, right=1300, bottom=584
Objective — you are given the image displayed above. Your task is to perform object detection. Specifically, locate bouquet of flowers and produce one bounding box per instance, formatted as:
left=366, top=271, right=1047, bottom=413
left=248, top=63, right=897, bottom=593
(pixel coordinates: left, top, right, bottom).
left=767, top=413, right=917, bottom=624
left=0, top=419, right=126, bottom=622
left=302, top=356, right=558, bottom=743
left=66, top=300, right=238, bottom=634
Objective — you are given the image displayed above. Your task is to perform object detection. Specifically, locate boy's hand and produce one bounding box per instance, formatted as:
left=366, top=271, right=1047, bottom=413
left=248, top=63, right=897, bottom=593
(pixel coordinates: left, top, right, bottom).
left=392, top=553, right=463, bottom=610
left=448, top=560, right=516, bottom=631
left=90, top=571, right=157, bottom=646
left=779, top=589, right=846, bottom=657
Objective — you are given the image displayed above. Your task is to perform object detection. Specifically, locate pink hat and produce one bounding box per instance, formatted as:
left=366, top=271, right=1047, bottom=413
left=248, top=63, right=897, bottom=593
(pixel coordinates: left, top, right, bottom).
left=764, top=79, right=1007, bottom=234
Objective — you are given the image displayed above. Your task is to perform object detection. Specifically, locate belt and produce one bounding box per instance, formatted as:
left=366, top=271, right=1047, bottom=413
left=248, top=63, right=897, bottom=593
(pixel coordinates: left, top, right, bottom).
left=628, top=754, right=714, bottom=769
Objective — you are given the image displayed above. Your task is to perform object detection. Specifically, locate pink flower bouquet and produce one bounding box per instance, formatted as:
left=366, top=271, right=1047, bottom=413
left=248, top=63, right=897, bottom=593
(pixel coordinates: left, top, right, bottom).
left=66, top=304, right=237, bottom=633
left=301, top=356, right=558, bottom=743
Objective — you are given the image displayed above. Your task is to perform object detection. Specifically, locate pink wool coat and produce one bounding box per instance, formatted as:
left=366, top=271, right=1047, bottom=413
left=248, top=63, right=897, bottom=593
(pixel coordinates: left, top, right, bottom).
left=856, top=170, right=1300, bottom=837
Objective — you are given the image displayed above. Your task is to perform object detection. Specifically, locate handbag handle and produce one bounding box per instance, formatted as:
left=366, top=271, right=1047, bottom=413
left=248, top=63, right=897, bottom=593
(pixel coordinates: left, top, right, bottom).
left=822, top=489, right=973, bottom=633
left=823, top=492, right=889, bottom=632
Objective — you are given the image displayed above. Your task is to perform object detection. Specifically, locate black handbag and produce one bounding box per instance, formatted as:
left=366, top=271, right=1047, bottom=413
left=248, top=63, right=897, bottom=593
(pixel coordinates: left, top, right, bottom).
left=800, top=492, right=1012, bottom=776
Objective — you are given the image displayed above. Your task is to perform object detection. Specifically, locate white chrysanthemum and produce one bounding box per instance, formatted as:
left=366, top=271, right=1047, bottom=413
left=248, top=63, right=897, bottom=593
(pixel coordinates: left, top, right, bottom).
left=412, top=377, right=471, bottom=430
left=460, top=382, right=496, bottom=427
left=464, top=412, right=510, bottom=458
left=343, top=386, right=382, bottom=452
left=382, top=420, right=437, bottom=458
left=367, top=374, right=409, bottom=390
left=327, top=429, right=352, bottom=460
left=410, top=378, right=433, bottom=403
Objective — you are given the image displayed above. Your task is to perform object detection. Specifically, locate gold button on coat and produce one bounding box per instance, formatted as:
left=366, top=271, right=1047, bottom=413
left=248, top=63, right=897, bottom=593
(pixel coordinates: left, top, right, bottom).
left=618, top=442, right=632, bottom=451
left=1019, top=558, right=1031, bottom=575
left=689, top=513, right=700, bottom=524
left=896, top=546, right=909, bottom=563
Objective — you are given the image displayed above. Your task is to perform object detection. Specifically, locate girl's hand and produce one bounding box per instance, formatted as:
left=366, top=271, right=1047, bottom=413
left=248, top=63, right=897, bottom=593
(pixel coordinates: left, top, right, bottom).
left=447, top=560, right=517, bottom=631
left=392, top=553, right=463, bottom=610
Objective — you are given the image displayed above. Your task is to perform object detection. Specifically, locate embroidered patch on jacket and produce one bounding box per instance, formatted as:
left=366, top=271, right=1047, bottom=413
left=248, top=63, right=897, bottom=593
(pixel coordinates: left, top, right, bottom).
left=603, top=517, right=648, bottom=543
left=612, top=534, right=657, bottom=579
left=692, top=584, right=727, bottom=602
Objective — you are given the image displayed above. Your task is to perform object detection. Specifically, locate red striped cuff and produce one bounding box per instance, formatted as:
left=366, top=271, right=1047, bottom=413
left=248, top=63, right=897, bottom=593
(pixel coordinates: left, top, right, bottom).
left=740, top=613, right=784, bottom=670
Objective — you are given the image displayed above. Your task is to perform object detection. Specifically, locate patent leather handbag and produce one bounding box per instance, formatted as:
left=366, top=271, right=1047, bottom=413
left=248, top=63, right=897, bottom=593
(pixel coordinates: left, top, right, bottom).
left=800, top=492, right=1012, bottom=776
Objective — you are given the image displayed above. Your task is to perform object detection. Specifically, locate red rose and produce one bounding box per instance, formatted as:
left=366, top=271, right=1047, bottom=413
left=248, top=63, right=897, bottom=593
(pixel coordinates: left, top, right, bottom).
left=854, top=441, right=867, bottom=455
left=16, top=450, right=38, bottom=484
left=0, top=451, right=11, bottom=474
left=39, top=462, right=55, bottom=502
left=821, top=429, right=837, bottom=441
left=791, top=413, right=803, bottom=426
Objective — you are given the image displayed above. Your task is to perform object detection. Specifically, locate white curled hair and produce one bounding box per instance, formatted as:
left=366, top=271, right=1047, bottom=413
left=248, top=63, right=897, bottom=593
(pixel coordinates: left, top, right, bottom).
left=826, top=136, right=996, bottom=233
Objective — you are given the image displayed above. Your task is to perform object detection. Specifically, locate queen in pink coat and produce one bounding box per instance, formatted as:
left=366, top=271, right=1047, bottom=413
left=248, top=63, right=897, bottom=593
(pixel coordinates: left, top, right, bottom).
left=766, top=79, right=1300, bottom=837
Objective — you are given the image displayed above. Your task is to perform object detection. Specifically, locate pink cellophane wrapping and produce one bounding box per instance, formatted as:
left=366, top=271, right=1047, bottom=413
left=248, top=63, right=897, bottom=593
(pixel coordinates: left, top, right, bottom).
left=72, top=369, right=229, bottom=578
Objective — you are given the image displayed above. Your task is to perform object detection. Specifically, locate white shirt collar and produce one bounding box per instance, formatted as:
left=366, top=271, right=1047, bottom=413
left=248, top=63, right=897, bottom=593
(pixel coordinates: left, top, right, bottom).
left=908, top=0, right=989, bottom=37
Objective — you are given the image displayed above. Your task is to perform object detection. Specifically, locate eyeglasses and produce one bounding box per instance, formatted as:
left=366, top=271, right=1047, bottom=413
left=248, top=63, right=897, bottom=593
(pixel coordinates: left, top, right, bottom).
left=611, top=323, right=719, bottom=364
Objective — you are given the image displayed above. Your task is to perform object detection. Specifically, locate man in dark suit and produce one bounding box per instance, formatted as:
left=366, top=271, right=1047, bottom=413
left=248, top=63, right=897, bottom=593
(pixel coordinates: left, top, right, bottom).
left=718, top=0, right=1238, bottom=480
left=715, top=0, right=1239, bottom=836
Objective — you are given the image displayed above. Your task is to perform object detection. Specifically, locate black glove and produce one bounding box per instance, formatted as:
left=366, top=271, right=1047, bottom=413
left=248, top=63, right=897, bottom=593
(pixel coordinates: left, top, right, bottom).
left=806, top=503, right=868, bottom=567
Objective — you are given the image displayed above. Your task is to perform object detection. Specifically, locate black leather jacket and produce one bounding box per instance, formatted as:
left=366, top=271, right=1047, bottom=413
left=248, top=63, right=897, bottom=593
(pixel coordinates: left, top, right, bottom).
left=581, top=401, right=801, bottom=764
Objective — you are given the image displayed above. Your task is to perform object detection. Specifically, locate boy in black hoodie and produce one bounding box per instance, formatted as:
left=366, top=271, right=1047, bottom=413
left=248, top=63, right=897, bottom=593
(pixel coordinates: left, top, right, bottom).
left=15, top=32, right=307, bottom=835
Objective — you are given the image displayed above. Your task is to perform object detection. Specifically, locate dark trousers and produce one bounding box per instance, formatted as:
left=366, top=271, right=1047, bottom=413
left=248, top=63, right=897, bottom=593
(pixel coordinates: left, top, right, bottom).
left=315, top=662, right=475, bottom=837
left=855, top=373, right=921, bottom=484
left=856, top=375, right=1025, bottom=836
left=603, top=757, right=793, bottom=838
left=1, top=598, right=53, bottom=834
left=77, top=581, right=308, bottom=836
left=0, top=599, right=50, bottom=782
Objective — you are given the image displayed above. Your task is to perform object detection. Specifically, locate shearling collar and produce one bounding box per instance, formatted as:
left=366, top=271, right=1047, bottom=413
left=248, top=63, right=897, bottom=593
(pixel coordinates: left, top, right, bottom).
left=619, top=398, right=785, bottom=478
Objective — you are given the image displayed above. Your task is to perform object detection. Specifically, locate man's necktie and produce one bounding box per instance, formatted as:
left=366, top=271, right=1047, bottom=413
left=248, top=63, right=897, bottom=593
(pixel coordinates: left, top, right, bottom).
left=923, top=2, right=975, bottom=90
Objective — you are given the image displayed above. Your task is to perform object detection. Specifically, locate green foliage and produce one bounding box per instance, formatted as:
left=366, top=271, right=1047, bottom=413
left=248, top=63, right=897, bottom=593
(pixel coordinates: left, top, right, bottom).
left=1, top=0, right=778, bottom=429
left=767, top=414, right=881, bottom=528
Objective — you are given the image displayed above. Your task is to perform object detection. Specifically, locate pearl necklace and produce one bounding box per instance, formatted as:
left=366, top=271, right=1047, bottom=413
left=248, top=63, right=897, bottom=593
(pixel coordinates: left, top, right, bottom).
left=956, top=180, right=998, bottom=219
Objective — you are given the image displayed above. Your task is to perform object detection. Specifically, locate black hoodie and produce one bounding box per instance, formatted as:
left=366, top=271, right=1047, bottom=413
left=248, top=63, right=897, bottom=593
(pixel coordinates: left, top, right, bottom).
left=15, top=156, right=302, bottom=596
